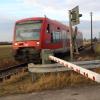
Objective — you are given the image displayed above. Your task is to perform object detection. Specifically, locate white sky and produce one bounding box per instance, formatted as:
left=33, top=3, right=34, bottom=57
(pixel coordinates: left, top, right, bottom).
left=0, top=0, right=100, bottom=41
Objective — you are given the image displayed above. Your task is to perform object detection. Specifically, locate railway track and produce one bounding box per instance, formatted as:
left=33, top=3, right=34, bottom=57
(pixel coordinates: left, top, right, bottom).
left=0, top=63, right=28, bottom=82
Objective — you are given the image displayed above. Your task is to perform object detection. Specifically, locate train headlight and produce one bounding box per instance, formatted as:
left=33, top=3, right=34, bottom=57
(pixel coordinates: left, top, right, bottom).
left=36, top=42, right=40, bottom=45
left=14, top=43, right=18, bottom=46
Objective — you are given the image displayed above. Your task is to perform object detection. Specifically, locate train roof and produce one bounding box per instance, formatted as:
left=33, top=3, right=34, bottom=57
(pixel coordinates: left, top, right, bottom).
left=15, top=17, right=82, bottom=35
left=16, top=17, right=69, bottom=30
left=16, top=17, right=68, bottom=27
left=16, top=17, right=45, bottom=23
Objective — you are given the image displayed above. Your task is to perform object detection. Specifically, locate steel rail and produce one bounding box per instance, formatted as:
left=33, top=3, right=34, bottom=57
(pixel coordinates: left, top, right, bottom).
left=0, top=63, right=28, bottom=82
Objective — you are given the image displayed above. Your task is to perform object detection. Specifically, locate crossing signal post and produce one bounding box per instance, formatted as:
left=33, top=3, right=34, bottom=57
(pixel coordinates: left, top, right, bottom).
left=70, top=6, right=82, bottom=26
left=69, top=6, right=82, bottom=61
left=69, top=10, right=73, bottom=61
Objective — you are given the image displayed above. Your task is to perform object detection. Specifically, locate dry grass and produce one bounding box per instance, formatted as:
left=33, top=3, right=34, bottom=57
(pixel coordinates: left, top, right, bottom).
left=94, top=43, right=100, bottom=55
left=0, top=68, right=100, bottom=96
left=0, top=45, right=12, bottom=59
left=0, top=45, right=19, bottom=69
left=83, top=41, right=91, bottom=46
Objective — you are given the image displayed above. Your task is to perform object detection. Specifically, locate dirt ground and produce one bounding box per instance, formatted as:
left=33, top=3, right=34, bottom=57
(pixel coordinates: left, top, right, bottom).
left=0, top=84, right=100, bottom=100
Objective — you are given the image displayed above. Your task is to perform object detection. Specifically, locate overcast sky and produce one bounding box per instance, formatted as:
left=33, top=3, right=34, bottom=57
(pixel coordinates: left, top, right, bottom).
left=0, top=0, right=100, bottom=41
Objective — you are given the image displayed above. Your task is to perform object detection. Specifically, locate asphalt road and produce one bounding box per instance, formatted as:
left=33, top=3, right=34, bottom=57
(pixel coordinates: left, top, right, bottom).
left=0, top=85, right=100, bottom=100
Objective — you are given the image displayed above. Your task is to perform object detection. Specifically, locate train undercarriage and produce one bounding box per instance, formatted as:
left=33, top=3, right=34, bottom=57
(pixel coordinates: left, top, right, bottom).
left=14, top=47, right=41, bottom=63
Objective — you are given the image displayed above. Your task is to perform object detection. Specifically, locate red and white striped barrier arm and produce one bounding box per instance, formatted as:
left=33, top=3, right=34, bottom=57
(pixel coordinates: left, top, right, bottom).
left=49, top=55, right=100, bottom=83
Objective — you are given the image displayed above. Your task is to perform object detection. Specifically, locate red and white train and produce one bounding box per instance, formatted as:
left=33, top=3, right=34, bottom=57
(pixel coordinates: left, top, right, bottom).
left=12, top=17, right=83, bottom=62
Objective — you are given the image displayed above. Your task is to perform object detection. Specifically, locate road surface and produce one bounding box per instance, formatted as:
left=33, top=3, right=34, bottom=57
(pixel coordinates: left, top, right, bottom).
left=0, top=85, right=100, bottom=100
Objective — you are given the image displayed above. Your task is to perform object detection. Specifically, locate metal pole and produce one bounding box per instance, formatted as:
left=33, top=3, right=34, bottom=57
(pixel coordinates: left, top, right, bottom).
left=90, top=12, right=93, bottom=49
left=69, top=10, right=73, bottom=61
left=99, top=32, right=100, bottom=42
left=74, top=26, right=79, bottom=54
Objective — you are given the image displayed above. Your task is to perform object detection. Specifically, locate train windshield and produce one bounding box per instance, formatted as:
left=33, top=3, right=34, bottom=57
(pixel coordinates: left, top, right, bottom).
left=15, top=20, right=42, bottom=41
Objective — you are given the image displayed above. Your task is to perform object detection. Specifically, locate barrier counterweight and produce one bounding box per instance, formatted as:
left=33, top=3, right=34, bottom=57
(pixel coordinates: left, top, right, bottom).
left=49, top=55, right=100, bottom=83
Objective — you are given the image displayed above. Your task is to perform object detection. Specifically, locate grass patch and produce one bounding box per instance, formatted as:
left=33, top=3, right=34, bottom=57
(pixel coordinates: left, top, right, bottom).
left=0, top=45, right=19, bottom=69
left=0, top=45, right=13, bottom=59
left=0, top=69, right=100, bottom=97
left=94, top=43, right=100, bottom=55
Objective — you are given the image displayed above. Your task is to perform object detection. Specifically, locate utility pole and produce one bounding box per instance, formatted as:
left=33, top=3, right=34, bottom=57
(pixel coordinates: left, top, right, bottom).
left=68, top=6, right=82, bottom=61
left=69, top=10, right=73, bottom=61
left=90, top=12, right=93, bottom=49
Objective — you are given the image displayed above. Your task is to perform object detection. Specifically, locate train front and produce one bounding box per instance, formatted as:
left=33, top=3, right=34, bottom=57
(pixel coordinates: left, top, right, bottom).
left=12, top=18, right=43, bottom=62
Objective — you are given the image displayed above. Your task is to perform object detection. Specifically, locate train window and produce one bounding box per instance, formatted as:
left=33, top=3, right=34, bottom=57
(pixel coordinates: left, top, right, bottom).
left=61, top=30, right=67, bottom=40
left=67, top=30, right=69, bottom=32
left=52, top=31, right=60, bottom=43
left=57, top=27, right=60, bottom=30
left=16, top=29, right=40, bottom=41
left=46, top=24, right=50, bottom=33
left=15, top=21, right=42, bottom=41
left=59, top=31, right=62, bottom=40
left=51, top=32, right=53, bottom=42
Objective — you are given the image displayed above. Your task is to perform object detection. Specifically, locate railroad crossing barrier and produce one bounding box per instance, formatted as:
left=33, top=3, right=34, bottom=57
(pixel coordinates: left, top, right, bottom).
left=49, top=55, right=100, bottom=83
left=28, top=59, right=100, bottom=82
left=28, top=61, right=100, bottom=73
left=28, top=49, right=100, bottom=83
